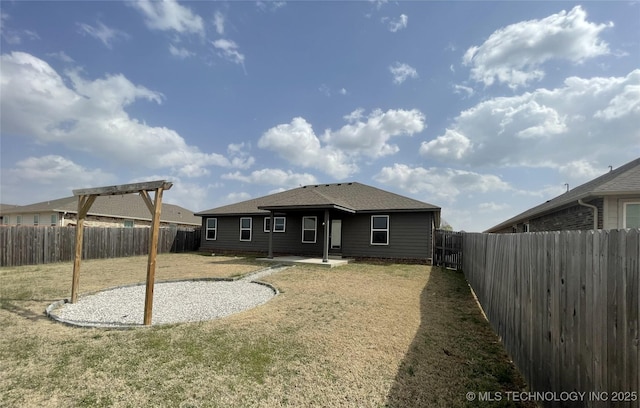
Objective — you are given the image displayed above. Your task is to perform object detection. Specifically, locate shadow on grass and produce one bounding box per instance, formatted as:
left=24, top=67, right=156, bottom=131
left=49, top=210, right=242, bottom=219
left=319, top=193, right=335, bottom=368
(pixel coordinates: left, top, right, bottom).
left=0, top=300, right=52, bottom=322
left=385, top=267, right=534, bottom=408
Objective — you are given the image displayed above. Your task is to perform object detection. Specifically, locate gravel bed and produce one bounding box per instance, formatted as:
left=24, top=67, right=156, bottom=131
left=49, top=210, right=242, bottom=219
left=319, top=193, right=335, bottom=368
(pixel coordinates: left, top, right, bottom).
left=48, top=266, right=289, bottom=328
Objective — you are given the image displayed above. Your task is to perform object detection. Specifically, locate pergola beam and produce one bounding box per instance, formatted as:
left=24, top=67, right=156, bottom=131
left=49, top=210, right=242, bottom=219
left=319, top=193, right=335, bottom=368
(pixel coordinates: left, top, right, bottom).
left=69, top=180, right=173, bottom=326
left=73, top=180, right=173, bottom=197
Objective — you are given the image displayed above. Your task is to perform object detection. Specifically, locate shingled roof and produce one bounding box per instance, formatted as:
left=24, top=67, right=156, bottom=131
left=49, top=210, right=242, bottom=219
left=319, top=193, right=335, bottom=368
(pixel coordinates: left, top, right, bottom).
left=486, top=157, right=640, bottom=232
left=196, top=182, right=440, bottom=216
left=0, top=195, right=201, bottom=225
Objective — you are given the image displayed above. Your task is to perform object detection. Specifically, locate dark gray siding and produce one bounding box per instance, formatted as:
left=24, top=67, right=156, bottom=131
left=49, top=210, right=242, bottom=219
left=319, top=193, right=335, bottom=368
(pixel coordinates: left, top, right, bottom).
left=200, top=211, right=434, bottom=260
left=199, top=212, right=328, bottom=256
left=341, top=212, right=434, bottom=260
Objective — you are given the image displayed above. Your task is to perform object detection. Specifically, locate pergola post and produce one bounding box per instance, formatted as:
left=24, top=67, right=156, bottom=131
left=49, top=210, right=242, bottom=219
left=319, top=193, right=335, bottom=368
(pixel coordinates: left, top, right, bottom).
left=140, top=187, right=165, bottom=325
left=267, top=211, right=274, bottom=259
left=70, top=194, right=97, bottom=303
left=323, top=209, right=330, bottom=263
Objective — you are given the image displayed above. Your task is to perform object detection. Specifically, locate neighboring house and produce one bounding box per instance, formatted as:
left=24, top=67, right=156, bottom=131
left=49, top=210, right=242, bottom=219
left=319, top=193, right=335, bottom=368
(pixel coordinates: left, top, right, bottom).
left=0, top=195, right=201, bottom=228
left=0, top=204, right=19, bottom=224
left=486, top=157, right=640, bottom=233
left=195, top=182, right=441, bottom=262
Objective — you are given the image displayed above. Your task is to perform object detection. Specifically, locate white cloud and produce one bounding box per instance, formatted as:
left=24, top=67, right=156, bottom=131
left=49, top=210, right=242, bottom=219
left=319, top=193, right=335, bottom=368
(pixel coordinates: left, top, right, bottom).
left=169, top=43, right=194, bottom=58
left=258, top=109, right=426, bottom=178
left=0, top=52, right=251, bottom=178
left=420, top=70, right=640, bottom=169
left=77, top=21, right=129, bottom=49
left=453, top=84, right=474, bottom=98
left=212, top=39, right=246, bottom=67
left=478, top=202, right=511, bottom=212
left=420, top=129, right=471, bottom=160
left=2, top=155, right=116, bottom=203
left=374, top=163, right=511, bottom=203
left=222, top=169, right=318, bottom=188
left=463, top=6, right=612, bottom=88
left=1, top=12, right=40, bottom=44
left=46, top=51, right=74, bottom=63
left=130, top=0, right=204, bottom=36
left=213, top=11, right=225, bottom=35
left=225, top=192, right=252, bottom=204
left=370, top=0, right=388, bottom=10
left=389, top=62, right=418, bottom=84
left=387, top=14, right=408, bottom=32
left=256, top=1, right=286, bottom=12
left=322, top=108, right=426, bottom=158
left=339, top=88, right=348, bottom=95
left=128, top=174, right=210, bottom=211
left=258, top=117, right=357, bottom=179
left=558, top=160, right=607, bottom=183
left=227, top=142, right=255, bottom=169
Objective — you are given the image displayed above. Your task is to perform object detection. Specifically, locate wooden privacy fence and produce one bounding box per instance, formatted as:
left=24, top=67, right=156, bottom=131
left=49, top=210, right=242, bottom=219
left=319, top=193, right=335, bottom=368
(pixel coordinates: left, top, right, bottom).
left=463, top=230, right=639, bottom=407
left=434, top=229, right=463, bottom=270
left=0, top=226, right=201, bottom=267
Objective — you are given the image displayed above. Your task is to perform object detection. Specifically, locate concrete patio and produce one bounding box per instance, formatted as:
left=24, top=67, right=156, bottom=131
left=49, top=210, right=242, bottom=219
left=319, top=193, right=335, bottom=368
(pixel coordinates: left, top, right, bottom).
left=256, top=256, right=351, bottom=268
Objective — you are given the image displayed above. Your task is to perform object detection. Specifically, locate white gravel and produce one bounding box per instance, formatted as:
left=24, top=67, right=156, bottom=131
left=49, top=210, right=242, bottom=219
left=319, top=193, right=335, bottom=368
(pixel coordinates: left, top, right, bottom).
left=48, top=266, right=289, bottom=328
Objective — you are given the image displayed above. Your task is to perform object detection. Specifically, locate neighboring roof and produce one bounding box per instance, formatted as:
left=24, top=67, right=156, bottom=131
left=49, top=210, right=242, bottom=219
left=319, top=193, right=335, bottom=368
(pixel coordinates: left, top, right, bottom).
left=486, top=157, right=640, bottom=232
left=196, top=182, right=440, bottom=216
left=0, top=204, right=20, bottom=212
left=0, top=195, right=201, bottom=225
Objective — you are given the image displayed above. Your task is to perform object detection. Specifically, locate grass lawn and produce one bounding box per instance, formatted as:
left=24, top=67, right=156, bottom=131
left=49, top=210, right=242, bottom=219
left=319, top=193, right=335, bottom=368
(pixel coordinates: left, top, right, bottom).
left=0, top=253, right=532, bottom=407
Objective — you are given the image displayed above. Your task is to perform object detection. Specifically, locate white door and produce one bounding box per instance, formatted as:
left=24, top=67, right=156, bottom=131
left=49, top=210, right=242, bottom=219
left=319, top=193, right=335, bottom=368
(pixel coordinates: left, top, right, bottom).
left=331, top=220, right=342, bottom=249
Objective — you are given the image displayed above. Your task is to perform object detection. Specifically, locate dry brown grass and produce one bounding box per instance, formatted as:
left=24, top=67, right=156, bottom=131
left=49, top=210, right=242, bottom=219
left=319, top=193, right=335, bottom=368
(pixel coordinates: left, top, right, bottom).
left=0, top=254, right=531, bottom=407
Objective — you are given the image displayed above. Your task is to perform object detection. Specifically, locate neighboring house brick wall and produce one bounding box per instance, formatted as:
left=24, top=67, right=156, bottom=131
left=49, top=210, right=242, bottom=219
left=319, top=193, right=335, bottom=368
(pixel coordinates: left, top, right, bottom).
left=528, top=198, right=603, bottom=232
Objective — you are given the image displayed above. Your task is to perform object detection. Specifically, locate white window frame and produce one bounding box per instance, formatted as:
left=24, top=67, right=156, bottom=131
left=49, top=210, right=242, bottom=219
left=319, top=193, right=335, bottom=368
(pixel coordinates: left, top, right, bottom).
left=33, top=214, right=39, bottom=226
left=51, top=214, right=58, bottom=226
left=371, top=215, right=389, bottom=245
left=123, top=220, right=134, bottom=228
left=206, top=218, right=217, bottom=240
left=16, top=215, right=22, bottom=226
left=240, top=217, right=252, bottom=241
left=302, top=216, right=317, bottom=243
left=1, top=215, right=8, bottom=225
left=623, top=202, right=640, bottom=229
left=264, top=216, right=286, bottom=233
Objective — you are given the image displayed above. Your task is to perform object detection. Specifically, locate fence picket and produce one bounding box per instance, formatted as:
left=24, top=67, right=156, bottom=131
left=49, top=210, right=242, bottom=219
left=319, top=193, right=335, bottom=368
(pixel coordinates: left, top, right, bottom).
left=0, top=226, right=201, bottom=267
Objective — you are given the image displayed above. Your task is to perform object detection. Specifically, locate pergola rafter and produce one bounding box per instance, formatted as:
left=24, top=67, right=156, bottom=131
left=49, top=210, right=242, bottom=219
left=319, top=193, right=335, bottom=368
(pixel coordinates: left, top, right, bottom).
left=70, top=180, right=173, bottom=326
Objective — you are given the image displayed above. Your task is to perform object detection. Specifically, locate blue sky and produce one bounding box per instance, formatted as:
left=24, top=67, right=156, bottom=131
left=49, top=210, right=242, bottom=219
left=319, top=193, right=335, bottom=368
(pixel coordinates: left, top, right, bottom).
left=1, top=1, right=638, bottom=232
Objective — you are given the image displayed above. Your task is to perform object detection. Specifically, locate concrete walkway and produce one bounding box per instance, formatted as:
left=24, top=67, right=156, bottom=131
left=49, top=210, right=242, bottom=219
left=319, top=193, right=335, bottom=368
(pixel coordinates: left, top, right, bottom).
left=256, top=256, right=350, bottom=268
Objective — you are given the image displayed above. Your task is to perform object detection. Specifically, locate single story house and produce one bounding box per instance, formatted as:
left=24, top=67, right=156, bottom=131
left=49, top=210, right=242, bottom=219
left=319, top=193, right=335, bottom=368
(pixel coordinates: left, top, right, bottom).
left=0, top=195, right=201, bottom=228
left=486, top=157, right=640, bottom=233
left=195, top=182, right=441, bottom=262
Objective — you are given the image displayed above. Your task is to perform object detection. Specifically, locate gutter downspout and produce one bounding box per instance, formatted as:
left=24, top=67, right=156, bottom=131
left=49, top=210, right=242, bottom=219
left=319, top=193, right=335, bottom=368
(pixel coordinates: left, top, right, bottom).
left=577, top=199, right=598, bottom=230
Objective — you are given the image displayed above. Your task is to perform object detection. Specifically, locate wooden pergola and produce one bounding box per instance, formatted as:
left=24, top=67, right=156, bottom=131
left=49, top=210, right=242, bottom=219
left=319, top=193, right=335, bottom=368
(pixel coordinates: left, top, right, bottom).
left=70, top=180, right=173, bottom=326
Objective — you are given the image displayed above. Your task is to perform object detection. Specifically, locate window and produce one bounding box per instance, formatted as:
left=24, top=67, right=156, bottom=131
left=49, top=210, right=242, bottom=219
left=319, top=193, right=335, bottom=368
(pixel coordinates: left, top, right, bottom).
left=264, top=217, right=286, bottom=232
left=1, top=216, right=7, bottom=225
left=124, top=220, right=134, bottom=228
left=371, top=215, right=389, bottom=245
left=16, top=215, right=22, bottom=226
left=624, top=203, right=640, bottom=229
left=206, top=218, right=217, bottom=240
left=240, top=217, right=252, bottom=241
left=523, top=223, right=530, bottom=232
left=33, top=215, right=39, bottom=226
left=302, top=216, right=317, bottom=243
left=51, top=214, right=58, bottom=226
